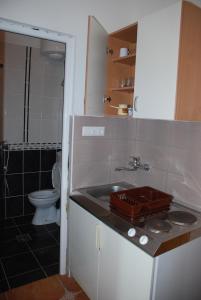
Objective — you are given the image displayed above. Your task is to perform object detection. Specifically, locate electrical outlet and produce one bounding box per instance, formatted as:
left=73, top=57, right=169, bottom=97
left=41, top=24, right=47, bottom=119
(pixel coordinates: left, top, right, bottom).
left=82, top=126, right=105, bottom=136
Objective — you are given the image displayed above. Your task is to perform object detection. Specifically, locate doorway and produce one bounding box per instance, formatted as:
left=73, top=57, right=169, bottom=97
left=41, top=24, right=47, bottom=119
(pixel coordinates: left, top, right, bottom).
left=0, top=18, right=74, bottom=292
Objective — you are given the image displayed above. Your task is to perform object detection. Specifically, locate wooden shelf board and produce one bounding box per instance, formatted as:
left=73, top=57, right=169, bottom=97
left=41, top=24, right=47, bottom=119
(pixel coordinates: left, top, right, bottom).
left=110, top=87, right=134, bottom=92
left=112, top=54, right=135, bottom=65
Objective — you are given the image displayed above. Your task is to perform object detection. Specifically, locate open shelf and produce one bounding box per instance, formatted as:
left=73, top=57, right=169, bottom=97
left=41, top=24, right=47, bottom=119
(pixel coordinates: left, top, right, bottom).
left=110, top=23, right=138, bottom=43
left=104, top=22, right=138, bottom=116
left=110, top=87, right=134, bottom=93
left=112, top=54, right=135, bottom=65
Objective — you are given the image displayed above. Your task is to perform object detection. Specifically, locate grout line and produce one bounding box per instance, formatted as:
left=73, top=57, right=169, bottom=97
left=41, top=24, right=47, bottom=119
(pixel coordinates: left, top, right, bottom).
left=22, top=232, right=46, bottom=276
left=0, top=235, right=21, bottom=245
left=15, top=222, right=57, bottom=249
left=29, top=243, right=58, bottom=252
left=1, top=250, right=31, bottom=260
left=28, top=243, right=60, bottom=278
left=0, top=244, right=58, bottom=262
left=12, top=218, right=19, bottom=228
left=44, top=262, right=59, bottom=268
left=7, top=267, right=42, bottom=280
left=27, top=247, right=48, bottom=278
left=23, top=234, right=58, bottom=278
left=16, top=225, right=22, bottom=235
left=0, top=223, right=17, bottom=230
left=47, top=230, right=60, bottom=245
left=0, top=258, right=11, bottom=290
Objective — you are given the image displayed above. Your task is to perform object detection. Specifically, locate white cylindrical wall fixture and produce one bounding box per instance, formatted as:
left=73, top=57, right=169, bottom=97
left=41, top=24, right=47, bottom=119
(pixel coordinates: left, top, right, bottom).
left=40, top=39, right=65, bottom=60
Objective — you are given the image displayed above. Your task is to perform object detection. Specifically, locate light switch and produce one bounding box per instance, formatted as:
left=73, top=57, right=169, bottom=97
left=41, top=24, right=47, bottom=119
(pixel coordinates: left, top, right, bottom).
left=82, top=126, right=105, bottom=136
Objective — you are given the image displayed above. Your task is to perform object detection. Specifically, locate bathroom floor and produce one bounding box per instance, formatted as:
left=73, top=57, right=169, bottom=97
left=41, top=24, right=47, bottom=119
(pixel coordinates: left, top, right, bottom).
left=0, top=215, right=60, bottom=293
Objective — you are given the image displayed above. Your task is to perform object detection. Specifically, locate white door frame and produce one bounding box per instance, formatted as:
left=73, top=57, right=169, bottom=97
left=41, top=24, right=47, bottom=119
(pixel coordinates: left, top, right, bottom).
left=0, top=17, right=75, bottom=275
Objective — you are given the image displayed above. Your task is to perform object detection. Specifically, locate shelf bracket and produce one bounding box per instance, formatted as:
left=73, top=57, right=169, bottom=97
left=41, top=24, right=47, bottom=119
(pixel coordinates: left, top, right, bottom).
left=106, top=47, right=113, bottom=55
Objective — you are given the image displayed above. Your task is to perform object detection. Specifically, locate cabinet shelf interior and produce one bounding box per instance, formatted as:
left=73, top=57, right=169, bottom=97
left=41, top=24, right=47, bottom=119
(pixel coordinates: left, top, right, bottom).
left=112, top=54, right=135, bottom=65
left=104, top=22, right=138, bottom=116
left=110, top=23, right=138, bottom=43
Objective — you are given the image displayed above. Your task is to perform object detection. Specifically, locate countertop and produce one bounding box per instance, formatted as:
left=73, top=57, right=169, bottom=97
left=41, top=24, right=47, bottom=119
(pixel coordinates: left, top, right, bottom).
left=70, top=182, right=155, bottom=256
left=70, top=182, right=201, bottom=257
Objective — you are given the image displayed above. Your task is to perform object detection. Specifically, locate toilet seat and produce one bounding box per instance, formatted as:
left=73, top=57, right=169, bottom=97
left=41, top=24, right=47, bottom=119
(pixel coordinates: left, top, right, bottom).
left=29, top=189, right=59, bottom=201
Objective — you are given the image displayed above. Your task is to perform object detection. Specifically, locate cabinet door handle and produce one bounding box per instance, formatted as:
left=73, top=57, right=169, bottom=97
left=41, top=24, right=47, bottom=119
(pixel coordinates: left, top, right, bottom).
left=134, top=96, right=139, bottom=112
left=96, top=225, right=101, bottom=251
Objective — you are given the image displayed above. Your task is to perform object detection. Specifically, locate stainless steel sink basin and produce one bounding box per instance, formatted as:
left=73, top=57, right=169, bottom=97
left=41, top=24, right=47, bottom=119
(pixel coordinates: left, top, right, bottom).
left=87, top=185, right=126, bottom=198
left=77, top=182, right=134, bottom=209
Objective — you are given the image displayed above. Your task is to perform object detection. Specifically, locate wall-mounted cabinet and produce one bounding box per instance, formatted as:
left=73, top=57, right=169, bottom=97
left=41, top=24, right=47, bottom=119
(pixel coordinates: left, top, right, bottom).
left=84, top=17, right=137, bottom=116
left=84, top=1, right=201, bottom=121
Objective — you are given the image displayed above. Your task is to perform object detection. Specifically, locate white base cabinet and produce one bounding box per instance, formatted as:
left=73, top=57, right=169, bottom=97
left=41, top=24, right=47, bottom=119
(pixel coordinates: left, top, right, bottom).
left=68, top=200, right=99, bottom=300
left=69, top=200, right=154, bottom=300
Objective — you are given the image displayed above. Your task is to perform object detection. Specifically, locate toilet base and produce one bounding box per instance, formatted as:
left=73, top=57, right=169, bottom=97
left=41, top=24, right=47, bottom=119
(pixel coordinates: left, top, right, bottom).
left=32, top=205, right=57, bottom=225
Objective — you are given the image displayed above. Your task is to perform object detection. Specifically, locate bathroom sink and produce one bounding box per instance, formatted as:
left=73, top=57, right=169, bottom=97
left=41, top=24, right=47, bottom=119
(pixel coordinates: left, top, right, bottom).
left=77, top=182, right=134, bottom=207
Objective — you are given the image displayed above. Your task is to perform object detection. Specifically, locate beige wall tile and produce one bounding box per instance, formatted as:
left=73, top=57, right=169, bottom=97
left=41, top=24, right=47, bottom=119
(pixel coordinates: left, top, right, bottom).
left=72, top=161, right=110, bottom=189
left=111, top=140, right=129, bottom=161
left=134, top=167, right=167, bottom=192
left=135, top=141, right=169, bottom=171
left=165, top=172, right=201, bottom=210
left=168, top=121, right=201, bottom=150
left=167, top=147, right=189, bottom=176
left=110, top=159, right=129, bottom=183
left=136, top=119, right=170, bottom=146
left=73, top=139, right=112, bottom=163
left=108, top=117, right=132, bottom=140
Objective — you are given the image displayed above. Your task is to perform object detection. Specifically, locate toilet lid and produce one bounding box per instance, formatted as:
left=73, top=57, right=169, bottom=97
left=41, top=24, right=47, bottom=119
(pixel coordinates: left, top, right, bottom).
left=52, top=162, right=61, bottom=193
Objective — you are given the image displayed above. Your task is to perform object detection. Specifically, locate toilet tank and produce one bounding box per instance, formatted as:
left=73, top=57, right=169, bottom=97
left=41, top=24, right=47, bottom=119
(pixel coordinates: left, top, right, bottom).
left=56, top=151, right=62, bottom=163
left=51, top=151, right=62, bottom=194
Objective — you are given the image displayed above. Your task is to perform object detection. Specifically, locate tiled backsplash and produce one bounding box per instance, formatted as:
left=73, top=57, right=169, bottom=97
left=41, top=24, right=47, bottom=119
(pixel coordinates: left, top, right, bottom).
left=0, top=147, right=60, bottom=220
left=71, top=116, right=201, bottom=211
left=71, top=116, right=136, bottom=190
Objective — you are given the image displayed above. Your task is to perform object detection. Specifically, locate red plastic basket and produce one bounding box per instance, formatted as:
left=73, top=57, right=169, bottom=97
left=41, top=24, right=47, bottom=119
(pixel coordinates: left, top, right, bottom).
left=110, top=186, right=173, bottom=220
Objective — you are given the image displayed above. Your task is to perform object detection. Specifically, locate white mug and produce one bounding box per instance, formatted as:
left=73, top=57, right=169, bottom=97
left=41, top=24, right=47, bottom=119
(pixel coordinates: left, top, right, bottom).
left=119, top=48, right=129, bottom=57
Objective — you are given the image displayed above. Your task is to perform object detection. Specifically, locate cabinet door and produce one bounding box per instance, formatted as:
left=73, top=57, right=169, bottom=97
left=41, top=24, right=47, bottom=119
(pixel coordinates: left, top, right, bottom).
left=69, top=201, right=99, bottom=300
left=98, top=223, right=153, bottom=300
left=175, top=1, right=201, bottom=121
left=84, top=16, right=108, bottom=116
left=134, top=2, right=181, bottom=120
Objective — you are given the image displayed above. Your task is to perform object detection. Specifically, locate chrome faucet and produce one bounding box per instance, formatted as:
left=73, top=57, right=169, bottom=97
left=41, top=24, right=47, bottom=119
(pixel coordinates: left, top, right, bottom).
left=115, top=156, right=150, bottom=172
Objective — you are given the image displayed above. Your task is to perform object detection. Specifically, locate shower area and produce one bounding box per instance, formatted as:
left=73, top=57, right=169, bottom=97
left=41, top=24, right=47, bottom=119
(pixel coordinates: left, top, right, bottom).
left=0, top=30, right=65, bottom=292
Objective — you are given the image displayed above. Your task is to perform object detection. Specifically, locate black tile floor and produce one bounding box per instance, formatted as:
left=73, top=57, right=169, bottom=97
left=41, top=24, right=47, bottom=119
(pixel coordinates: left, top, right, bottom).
left=0, top=216, right=60, bottom=293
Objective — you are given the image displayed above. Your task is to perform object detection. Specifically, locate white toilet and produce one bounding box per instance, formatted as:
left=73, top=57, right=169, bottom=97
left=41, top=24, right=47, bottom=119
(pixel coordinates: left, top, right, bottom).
left=28, top=152, right=62, bottom=225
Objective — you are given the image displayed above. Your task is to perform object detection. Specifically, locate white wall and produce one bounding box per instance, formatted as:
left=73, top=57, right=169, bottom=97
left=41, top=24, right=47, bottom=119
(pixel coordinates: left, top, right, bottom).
left=0, top=0, right=201, bottom=115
